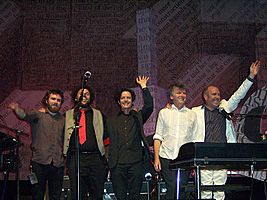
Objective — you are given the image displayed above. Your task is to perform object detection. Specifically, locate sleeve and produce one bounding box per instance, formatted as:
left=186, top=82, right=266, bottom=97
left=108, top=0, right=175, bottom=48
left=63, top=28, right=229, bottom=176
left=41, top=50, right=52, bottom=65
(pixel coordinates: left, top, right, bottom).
left=23, top=110, right=40, bottom=123
left=153, top=110, right=164, bottom=141
left=191, top=111, right=201, bottom=142
left=102, top=113, right=110, bottom=146
left=226, top=78, right=253, bottom=112
left=141, top=88, right=154, bottom=123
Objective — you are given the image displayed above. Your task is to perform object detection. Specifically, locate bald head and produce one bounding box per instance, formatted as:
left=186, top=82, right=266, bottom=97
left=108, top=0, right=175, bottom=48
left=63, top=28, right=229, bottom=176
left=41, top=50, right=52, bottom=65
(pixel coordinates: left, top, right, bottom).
left=202, top=85, right=221, bottom=110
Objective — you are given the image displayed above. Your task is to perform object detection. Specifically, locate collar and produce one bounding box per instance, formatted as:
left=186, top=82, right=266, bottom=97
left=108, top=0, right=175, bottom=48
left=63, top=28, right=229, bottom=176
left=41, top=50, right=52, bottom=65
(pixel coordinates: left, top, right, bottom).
left=171, top=104, right=187, bottom=111
left=73, top=105, right=92, bottom=114
left=203, top=104, right=218, bottom=112
left=45, top=109, right=60, bottom=117
left=118, top=109, right=137, bottom=116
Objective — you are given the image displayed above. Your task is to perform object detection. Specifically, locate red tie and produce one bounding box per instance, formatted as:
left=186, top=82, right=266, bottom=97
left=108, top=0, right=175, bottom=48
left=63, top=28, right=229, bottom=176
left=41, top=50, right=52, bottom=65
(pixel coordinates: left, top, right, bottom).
left=79, top=110, right=86, bottom=144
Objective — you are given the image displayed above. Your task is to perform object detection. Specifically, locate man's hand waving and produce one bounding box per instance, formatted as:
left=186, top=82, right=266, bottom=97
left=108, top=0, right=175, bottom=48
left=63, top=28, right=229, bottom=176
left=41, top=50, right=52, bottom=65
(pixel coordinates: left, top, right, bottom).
left=249, top=60, right=261, bottom=79
left=136, top=76, right=149, bottom=89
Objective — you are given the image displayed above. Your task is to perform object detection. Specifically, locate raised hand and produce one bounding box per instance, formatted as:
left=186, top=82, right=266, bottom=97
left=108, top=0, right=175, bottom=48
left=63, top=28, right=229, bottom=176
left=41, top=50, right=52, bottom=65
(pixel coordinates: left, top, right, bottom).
left=136, top=76, right=149, bottom=89
left=8, top=102, right=26, bottom=119
left=249, top=60, right=261, bottom=79
left=8, top=102, right=19, bottom=110
left=38, top=107, right=46, bottom=113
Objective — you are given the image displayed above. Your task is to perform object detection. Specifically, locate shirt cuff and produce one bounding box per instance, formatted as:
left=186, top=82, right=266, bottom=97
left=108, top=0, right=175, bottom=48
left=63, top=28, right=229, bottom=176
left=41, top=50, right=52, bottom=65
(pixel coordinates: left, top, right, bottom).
left=153, top=134, right=163, bottom=141
left=247, top=76, right=255, bottom=83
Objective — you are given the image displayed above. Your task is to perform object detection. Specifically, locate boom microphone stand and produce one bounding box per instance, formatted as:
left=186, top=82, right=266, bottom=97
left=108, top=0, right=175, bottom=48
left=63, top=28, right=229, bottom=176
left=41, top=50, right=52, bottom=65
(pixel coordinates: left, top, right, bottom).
left=73, top=71, right=91, bottom=200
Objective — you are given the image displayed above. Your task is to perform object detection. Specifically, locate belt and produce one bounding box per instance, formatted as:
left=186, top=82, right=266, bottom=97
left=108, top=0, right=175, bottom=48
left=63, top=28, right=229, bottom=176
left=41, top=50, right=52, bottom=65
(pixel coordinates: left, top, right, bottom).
left=80, top=151, right=99, bottom=154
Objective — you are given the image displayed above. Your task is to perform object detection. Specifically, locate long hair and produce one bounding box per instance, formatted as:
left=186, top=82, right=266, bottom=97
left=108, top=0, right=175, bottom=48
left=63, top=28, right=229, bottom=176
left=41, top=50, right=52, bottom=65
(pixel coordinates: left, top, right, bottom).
left=71, top=85, right=95, bottom=105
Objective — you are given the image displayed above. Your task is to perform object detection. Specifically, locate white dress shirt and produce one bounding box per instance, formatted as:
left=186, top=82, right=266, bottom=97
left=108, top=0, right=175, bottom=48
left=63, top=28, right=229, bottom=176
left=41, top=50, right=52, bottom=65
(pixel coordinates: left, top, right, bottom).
left=153, top=104, right=198, bottom=160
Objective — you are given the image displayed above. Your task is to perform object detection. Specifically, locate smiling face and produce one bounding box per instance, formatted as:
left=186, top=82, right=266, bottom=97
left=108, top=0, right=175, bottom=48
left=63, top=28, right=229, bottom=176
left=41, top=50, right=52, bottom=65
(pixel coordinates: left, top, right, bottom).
left=118, top=91, right=133, bottom=110
left=204, top=86, right=221, bottom=110
left=46, top=93, right=62, bottom=113
left=76, top=88, right=91, bottom=106
left=170, top=87, right=187, bottom=108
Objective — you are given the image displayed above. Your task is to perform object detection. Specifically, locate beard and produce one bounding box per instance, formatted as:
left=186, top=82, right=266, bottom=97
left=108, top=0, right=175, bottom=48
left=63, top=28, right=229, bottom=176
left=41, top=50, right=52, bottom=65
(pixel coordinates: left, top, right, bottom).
left=47, top=104, right=60, bottom=113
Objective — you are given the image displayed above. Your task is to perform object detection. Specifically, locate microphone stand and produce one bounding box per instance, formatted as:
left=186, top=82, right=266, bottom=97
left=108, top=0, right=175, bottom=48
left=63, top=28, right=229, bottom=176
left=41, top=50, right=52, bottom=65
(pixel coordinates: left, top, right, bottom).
left=74, top=75, right=89, bottom=200
left=14, top=130, right=27, bottom=200
left=74, top=108, right=81, bottom=200
left=15, top=131, right=21, bottom=200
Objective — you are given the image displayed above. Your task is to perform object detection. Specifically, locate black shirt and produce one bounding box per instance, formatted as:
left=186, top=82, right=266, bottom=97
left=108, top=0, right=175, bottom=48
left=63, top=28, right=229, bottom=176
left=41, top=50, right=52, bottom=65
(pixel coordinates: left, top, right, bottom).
left=68, top=108, right=100, bottom=153
left=204, top=107, right=227, bottom=143
left=117, top=111, right=143, bottom=164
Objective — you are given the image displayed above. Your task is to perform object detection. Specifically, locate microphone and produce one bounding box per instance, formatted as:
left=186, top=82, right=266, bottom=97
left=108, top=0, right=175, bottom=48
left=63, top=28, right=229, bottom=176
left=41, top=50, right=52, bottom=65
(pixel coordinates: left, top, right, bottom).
left=218, top=107, right=232, bottom=120
left=84, top=71, right=91, bottom=79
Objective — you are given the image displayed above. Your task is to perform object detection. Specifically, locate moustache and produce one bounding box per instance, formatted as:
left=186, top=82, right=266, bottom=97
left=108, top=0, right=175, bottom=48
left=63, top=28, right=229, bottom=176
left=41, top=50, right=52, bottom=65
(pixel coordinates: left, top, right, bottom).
left=50, top=104, right=60, bottom=108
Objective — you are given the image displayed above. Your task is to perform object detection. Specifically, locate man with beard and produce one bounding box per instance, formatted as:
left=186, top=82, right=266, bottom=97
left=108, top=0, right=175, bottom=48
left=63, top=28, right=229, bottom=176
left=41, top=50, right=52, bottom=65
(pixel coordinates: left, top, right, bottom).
left=192, top=60, right=261, bottom=200
left=64, top=86, right=109, bottom=200
left=9, top=89, right=65, bottom=200
left=107, top=76, right=153, bottom=200
left=153, top=83, right=198, bottom=200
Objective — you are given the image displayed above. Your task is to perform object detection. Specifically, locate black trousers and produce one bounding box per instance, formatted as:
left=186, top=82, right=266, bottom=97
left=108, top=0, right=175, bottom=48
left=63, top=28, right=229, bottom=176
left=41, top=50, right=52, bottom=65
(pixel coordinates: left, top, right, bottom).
left=160, top=157, right=190, bottom=200
left=111, top=161, right=143, bottom=200
left=31, top=161, right=64, bottom=200
left=67, top=153, right=107, bottom=200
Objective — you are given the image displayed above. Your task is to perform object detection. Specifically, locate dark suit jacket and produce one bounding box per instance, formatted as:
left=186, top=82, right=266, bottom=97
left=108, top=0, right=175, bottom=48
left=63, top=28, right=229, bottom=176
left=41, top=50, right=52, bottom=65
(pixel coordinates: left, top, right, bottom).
left=107, top=88, right=153, bottom=169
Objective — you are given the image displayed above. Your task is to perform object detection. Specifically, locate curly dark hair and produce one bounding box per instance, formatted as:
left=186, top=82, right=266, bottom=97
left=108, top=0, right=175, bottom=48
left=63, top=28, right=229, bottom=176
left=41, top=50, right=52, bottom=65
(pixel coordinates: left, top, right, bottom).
left=41, top=89, right=64, bottom=106
left=114, top=88, right=136, bottom=103
left=71, top=85, right=95, bottom=105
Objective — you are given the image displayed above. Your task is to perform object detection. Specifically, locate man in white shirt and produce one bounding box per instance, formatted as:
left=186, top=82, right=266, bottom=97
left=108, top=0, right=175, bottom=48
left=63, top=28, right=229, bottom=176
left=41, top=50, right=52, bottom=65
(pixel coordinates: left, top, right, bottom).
left=153, top=83, right=198, bottom=200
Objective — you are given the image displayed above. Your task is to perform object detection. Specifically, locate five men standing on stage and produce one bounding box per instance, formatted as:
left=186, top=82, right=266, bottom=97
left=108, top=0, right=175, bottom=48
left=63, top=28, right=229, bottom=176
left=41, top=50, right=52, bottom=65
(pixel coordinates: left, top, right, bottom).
left=8, top=60, right=261, bottom=200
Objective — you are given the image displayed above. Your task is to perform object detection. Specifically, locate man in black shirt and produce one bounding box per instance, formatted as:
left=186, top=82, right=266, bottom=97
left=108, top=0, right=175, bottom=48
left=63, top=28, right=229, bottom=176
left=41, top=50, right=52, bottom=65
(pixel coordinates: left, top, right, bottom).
left=9, top=89, right=65, bottom=200
left=107, top=76, right=153, bottom=200
left=64, top=86, right=109, bottom=200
